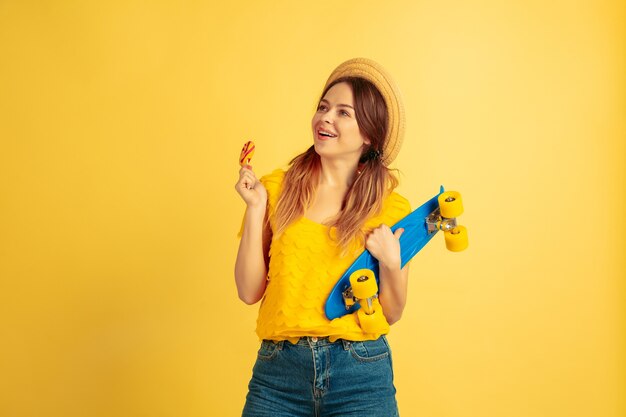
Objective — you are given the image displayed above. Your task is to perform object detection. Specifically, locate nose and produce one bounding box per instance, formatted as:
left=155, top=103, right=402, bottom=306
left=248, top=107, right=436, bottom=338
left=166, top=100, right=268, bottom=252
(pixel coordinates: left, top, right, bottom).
left=322, top=110, right=335, bottom=125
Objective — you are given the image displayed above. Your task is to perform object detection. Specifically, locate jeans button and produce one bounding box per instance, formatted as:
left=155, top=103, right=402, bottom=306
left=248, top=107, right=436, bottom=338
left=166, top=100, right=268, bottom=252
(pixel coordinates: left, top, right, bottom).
left=311, top=337, right=318, bottom=343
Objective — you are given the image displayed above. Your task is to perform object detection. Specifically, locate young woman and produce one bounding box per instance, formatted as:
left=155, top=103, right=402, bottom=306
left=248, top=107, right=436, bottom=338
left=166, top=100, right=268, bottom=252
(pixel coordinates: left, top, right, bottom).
left=235, top=58, right=411, bottom=417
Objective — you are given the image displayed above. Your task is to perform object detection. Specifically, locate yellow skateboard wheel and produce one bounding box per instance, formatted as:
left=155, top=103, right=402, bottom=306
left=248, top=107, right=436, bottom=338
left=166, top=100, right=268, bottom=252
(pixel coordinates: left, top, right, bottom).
left=349, top=269, right=378, bottom=299
left=444, top=225, right=468, bottom=252
left=357, top=301, right=389, bottom=334
left=439, top=191, right=463, bottom=218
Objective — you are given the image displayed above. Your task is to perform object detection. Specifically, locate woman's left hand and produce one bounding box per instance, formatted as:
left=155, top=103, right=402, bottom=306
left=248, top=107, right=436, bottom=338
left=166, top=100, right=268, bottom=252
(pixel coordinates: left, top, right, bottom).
left=365, top=225, right=404, bottom=270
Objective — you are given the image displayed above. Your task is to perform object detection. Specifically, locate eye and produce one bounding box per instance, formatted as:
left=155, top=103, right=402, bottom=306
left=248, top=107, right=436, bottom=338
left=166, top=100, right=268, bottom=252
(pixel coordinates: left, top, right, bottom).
left=341, top=110, right=350, bottom=116
left=317, top=104, right=327, bottom=111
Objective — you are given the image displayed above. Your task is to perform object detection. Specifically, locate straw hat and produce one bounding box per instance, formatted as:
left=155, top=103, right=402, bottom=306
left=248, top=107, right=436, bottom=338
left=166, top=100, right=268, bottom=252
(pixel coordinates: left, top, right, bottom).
left=322, top=57, right=405, bottom=166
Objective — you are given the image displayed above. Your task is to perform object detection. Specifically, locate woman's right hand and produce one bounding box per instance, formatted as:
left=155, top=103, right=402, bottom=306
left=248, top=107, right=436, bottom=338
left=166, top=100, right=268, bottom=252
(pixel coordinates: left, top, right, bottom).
left=235, top=165, right=267, bottom=209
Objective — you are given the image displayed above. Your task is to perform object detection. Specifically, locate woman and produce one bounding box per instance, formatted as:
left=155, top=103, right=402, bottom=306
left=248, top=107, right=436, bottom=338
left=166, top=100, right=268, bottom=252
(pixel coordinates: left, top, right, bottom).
left=235, top=58, right=411, bottom=417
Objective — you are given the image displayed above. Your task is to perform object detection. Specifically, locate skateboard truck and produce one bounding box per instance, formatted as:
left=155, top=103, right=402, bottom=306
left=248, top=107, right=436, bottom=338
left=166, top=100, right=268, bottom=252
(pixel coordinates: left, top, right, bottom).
left=425, top=206, right=459, bottom=234
left=342, top=286, right=356, bottom=310
left=347, top=269, right=389, bottom=333
left=428, top=191, right=468, bottom=251
left=356, top=277, right=376, bottom=315
left=343, top=273, right=379, bottom=311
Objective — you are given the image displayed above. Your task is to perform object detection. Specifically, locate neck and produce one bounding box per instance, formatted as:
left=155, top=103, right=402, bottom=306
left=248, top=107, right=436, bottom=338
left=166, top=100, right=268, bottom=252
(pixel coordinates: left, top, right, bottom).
left=318, top=156, right=359, bottom=188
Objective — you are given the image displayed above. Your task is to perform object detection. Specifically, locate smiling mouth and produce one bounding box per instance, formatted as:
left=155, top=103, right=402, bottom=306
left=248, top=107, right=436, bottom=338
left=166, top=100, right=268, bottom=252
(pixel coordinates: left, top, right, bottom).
left=317, top=129, right=337, bottom=140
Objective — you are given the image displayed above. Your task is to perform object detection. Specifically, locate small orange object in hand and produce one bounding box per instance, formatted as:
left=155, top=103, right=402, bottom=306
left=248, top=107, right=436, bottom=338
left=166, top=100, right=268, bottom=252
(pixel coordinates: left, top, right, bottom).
left=239, top=141, right=255, bottom=167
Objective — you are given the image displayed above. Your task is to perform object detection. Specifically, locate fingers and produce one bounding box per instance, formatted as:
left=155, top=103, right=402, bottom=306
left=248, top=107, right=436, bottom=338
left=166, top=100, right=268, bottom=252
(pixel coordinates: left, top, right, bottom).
left=368, top=224, right=392, bottom=237
left=237, top=165, right=258, bottom=190
left=241, top=170, right=255, bottom=184
left=377, top=224, right=404, bottom=240
left=241, top=174, right=257, bottom=190
left=238, top=164, right=253, bottom=175
left=366, top=225, right=404, bottom=247
left=366, top=225, right=403, bottom=268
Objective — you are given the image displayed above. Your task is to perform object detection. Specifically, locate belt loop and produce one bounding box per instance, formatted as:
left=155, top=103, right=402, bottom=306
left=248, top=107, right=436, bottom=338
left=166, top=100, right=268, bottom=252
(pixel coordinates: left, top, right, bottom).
left=341, top=339, right=351, bottom=350
left=277, top=340, right=284, bottom=350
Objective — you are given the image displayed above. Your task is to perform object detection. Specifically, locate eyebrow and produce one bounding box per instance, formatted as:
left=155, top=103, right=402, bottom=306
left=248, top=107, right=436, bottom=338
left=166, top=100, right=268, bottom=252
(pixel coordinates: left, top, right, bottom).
left=320, top=99, right=354, bottom=109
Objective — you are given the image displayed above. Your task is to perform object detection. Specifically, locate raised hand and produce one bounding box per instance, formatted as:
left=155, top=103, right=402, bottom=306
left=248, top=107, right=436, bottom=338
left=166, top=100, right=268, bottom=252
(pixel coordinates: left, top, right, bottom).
left=235, top=164, right=267, bottom=209
left=365, top=225, right=404, bottom=270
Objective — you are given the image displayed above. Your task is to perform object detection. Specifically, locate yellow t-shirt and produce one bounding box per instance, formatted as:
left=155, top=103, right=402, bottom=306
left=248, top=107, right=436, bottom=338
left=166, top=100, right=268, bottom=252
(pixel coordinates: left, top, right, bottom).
left=239, top=168, right=412, bottom=343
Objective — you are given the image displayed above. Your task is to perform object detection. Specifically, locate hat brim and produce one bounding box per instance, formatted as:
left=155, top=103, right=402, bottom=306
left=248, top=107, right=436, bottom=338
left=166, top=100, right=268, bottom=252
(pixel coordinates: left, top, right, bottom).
left=323, top=58, right=405, bottom=166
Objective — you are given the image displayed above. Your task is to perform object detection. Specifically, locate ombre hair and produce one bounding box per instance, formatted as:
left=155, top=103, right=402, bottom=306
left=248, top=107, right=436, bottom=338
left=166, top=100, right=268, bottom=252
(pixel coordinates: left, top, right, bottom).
left=273, top=77, right=399, bottom=254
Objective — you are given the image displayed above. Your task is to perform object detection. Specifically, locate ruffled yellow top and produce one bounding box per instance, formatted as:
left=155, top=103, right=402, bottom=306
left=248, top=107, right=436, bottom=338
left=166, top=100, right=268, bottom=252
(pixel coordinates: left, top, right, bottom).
left=239, top=168, right=411, bottom=343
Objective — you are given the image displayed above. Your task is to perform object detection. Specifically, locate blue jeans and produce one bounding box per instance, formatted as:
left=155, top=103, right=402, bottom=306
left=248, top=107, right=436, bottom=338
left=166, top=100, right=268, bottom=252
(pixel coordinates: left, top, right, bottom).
left=242, top=335, right=399, bottom=417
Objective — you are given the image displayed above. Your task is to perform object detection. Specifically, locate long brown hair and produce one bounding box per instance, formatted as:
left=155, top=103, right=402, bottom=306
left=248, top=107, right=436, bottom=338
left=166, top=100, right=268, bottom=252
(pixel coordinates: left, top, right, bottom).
left=274, top=77, right=399, bottom=253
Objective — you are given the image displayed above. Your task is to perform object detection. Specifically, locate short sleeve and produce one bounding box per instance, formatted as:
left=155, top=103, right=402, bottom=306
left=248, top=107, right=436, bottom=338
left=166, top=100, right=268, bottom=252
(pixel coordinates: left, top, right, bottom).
left=259, top=168, right=286, bottom=234
left=259, top=168, right=286, bottom=214
left=383, top=192, right=412, bottom=225
left=362, top=191, right=412, bottom=234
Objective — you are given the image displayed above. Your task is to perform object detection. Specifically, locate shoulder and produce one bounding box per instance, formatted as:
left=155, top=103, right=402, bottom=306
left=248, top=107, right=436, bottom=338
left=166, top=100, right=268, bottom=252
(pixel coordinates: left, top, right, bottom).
left=259, top=168, right=287, bottom=209
left=383, top=191, right=412, bottom=218
left=259, top=168, right=286, bottom=187
left=377, top=190, right=411, bottom=226
left=364, top=190, right=412, bottom=230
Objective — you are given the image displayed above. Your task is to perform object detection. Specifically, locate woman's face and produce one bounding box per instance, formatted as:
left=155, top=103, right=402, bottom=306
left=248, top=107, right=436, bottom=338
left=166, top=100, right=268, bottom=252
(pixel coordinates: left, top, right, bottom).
left=311, top=82, right=370, bottom=163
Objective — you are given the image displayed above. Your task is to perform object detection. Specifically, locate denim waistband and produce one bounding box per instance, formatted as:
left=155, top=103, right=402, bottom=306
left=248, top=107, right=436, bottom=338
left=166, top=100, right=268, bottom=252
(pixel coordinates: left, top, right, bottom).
left=263, top=335, right=385, bottom=350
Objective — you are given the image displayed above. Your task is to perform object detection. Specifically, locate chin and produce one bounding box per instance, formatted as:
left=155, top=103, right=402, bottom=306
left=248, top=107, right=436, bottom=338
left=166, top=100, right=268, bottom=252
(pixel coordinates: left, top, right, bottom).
left=315, top=144, right=339, bottom=161
left=312, top=142, right=323, bottom=156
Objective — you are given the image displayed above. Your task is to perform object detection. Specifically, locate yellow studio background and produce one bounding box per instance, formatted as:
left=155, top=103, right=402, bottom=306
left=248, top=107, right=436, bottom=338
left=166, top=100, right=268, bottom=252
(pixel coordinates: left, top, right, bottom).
left=0, top=1, right=624, bottom=416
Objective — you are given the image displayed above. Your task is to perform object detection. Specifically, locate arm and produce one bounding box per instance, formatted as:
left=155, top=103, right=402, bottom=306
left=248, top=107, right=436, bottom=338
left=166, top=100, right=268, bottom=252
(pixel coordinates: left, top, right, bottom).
left=365, top=225, right=408, bottom=325
left=378, top=261, right=409, bottom=325
left=234, top=166, right=271, bottom=305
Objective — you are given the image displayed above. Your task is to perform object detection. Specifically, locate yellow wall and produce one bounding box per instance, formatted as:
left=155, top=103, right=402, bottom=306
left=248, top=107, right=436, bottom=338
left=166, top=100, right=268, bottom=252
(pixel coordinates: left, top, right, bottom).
left=1, top=1, right=624, bottom=416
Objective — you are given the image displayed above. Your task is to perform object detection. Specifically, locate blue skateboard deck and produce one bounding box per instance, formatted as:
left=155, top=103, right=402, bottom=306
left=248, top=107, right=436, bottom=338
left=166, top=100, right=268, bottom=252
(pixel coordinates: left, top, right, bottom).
left=325, top=186, right=445, bottom=320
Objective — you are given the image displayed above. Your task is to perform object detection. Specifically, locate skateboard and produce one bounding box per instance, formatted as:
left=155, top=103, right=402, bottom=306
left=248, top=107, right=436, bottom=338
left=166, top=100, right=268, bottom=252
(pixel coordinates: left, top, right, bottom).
left=324, top=186, right=468, bottom=327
